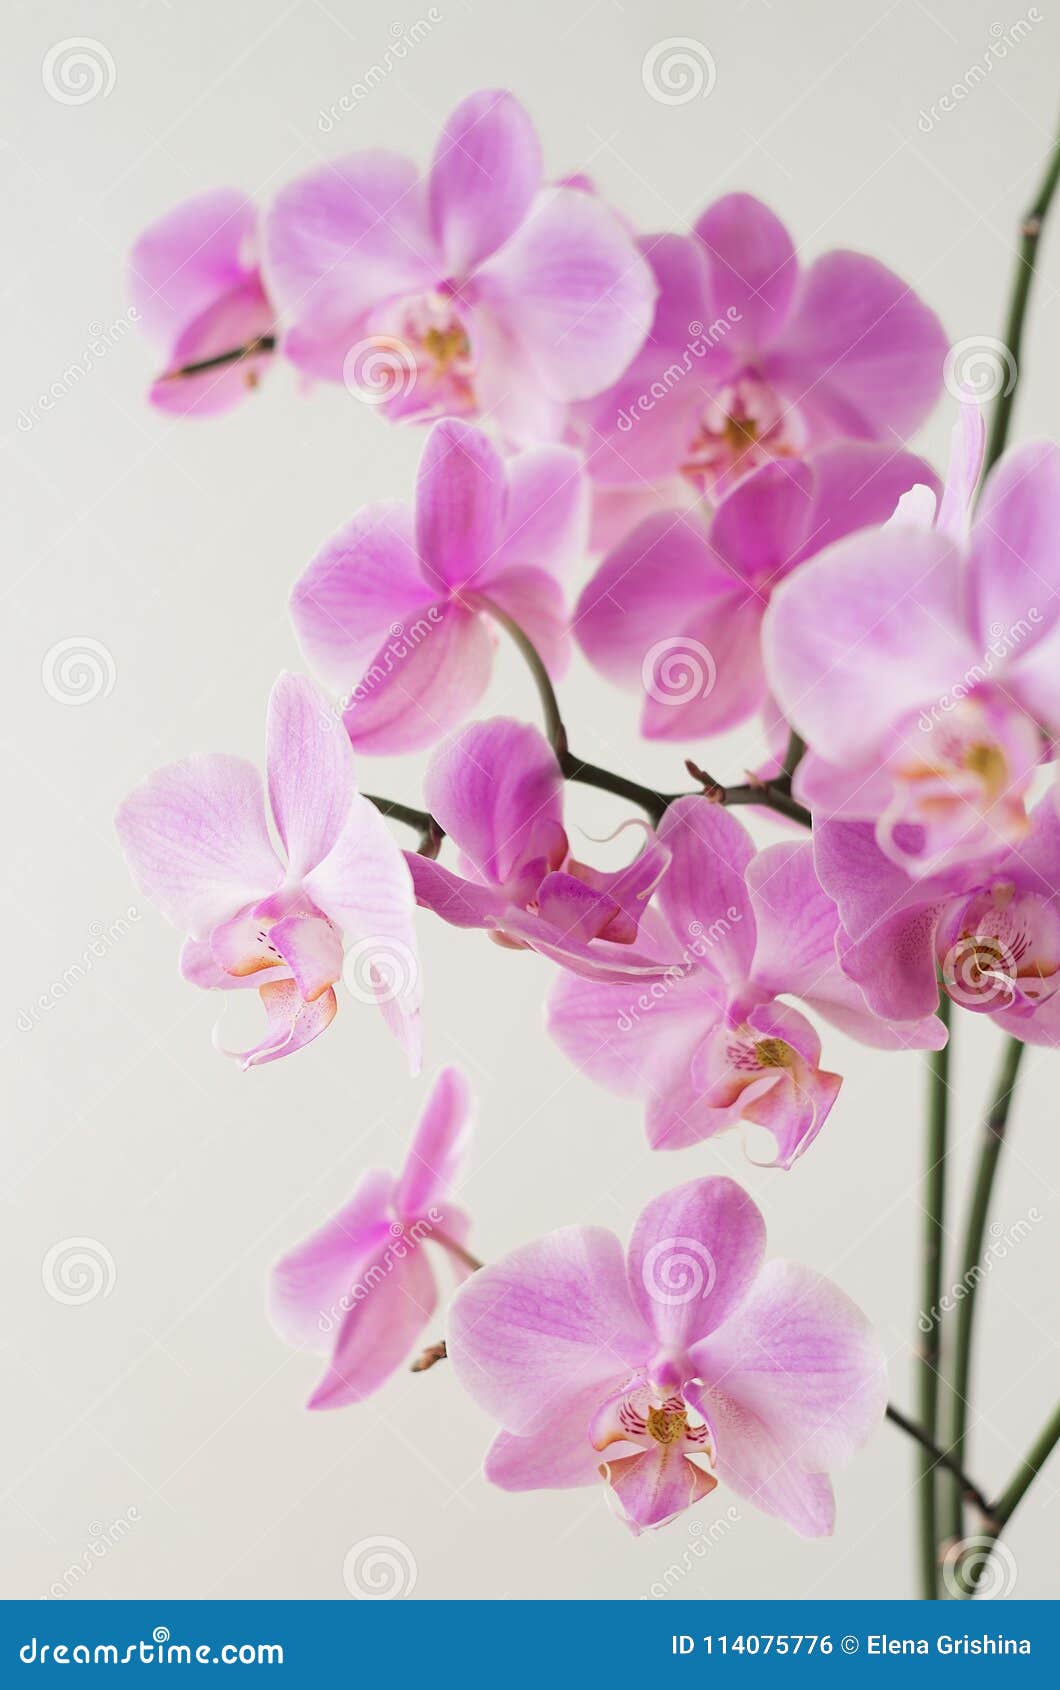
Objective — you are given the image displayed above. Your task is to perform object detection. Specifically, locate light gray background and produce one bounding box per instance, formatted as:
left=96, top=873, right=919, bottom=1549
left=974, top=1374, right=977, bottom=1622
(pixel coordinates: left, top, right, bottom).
left=3, top=0, right=1059, bottom=1602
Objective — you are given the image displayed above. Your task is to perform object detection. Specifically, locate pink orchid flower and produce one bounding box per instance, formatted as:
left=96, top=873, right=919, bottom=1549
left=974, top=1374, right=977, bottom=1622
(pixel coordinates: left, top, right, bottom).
left=269, top=1067, right=473, bottom=1407
left=128, top=188, right=274, bottom=416
left=290, top=418, right=585, bottom=754
left=407, top=717, right=673, bottom=982
left=816, top=785, right=1060, bottom=1041
left=572, top=199, right=946, bottom=497
left=575, top=444, right=937, bottom=740
left=549, top=798, right=946, bottom=1165
left=263, top=89, right=656, bottom=444
left=116, top=673, right=420, bottom=1069
left=764, top=430, right=1060, bottom=877
left=449, top=1177, right=886, bottom=1536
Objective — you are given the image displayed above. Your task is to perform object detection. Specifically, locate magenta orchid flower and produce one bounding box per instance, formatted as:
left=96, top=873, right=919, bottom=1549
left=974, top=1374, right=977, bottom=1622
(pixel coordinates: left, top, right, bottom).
left=572, top=200, right=946, bottom=497
left=449, top=1176, right=886, bottom=1536
left=575, top=445, right=937, bottom=739
left=269, top=1068, right=473, bottom=1408
left=407, top=717, right=674, bottom=981
left=764, top=434, right=1060, bottom=877
left=815, top=785, right=1060, bottom=1042
left=116, top=673, right=420, bottom=1069
left=290, top=419, right=585, bottom=754
left=264, top=89, right=655, bottom=444
left=549, top=798, right=946, bottom=1165
left=128, top=188, right=274, bottom=417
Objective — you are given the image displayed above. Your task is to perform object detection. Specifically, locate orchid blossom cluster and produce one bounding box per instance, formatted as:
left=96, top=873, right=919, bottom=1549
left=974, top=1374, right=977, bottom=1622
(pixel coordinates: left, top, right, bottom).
left=118, top=89, right=1060, bottom=1576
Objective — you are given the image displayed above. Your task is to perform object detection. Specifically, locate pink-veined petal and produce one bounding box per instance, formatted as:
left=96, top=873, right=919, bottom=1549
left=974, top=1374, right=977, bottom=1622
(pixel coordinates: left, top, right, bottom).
left=656, top=798, right=757, bottom=981
left=342, top=604, right=494, bottom=754
left=265, top=673, right=355, bottom=880
left=309, top=1241, right=437, bottom=1408
left=289, top=505, right=438, bottom=693
left=627, top=1177, right=766, bottom=1354
left=764, top=250, right=947, bottom=446
left=116, top=755, right=282, bottom=941
left=415, top=419, right=508, bottom=590
left=685, top=1379, right=836, bottom=1538
left=394, top=1067, right=473, bottom=1221
left=428, top=89, right=542, bottom=274
left=447, top=1227, right=648, bottom=1436
left=694, top=194, right=798, bottom=355
left=476, top=186, right=657, bottom=401
left=423, top=717, right=564, bottom=886
left=264, top=152, right=436, bottom=381
left=267, top=1168, right=395, bottom=1353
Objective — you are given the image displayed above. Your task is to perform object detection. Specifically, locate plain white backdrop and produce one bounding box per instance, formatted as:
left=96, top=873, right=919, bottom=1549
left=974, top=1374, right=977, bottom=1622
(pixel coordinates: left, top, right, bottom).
left=3, top=0, right=1059, bottom=1600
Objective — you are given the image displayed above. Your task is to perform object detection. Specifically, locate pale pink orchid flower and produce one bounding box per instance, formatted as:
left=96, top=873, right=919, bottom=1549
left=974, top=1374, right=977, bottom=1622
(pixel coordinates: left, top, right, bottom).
left=290, top=418, right=585, bottom=754
left=116, top=673, right=420, bottom=1069
left=449, top=1177, right=886, bottom=1536
left=128, top=188, right=274, bottom=416
left=816, top=784, right=1060, bottom=1041
left=263, top=89, right=656, bottom=444
left=764, top=414, right=1060, bottom=877
left=269, top=1068, right=473, bottom=1407
left=549, top=798, right=946, bottom=1165
left=407, top=717, right=675, bottom=982
left=573, top=198, right=946, bottom=498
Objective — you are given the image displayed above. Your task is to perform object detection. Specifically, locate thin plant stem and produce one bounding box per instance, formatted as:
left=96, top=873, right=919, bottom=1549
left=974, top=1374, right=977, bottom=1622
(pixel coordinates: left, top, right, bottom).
left=942, top=1038, right=1025, bottom=1552
left=918, top=996, right=952, bottom=1599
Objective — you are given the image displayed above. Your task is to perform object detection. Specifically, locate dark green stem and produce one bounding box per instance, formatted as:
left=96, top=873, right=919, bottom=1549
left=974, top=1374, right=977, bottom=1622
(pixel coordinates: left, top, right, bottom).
left=983, top=117, right=1060, bottom=475
left=942, top=1037, right=1025, bottom=1555
left=962, top=1401, right=1060, bottom=1596
left=885, top=1404, right=994, bottom=1520
left=918, top=997, right=952, bottom=1599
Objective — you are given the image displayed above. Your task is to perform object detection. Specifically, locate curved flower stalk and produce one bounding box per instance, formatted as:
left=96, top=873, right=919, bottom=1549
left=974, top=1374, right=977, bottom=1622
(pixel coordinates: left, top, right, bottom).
left=573, top=195, right=947, bottom=498
left=127, top=188, right=275, bottom=416
left=448, top=1176, right=886, bottom=1535
left=290, top=418, right=585, bottom=753
left=764, top=436, right=1060, bottom=876
left=269, top=1068, right=474, bottom=1406
left=116, top=673, right=420, bottom=1069
left=575, top=444, right=938, bottom=740
left=263, top=89, right=655, bottom=443
left=816, top=786, right=1060, bottom=1042
left=549, top=798, right=946, bottom=1164
left=407, top=718, right=674, bottom=981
